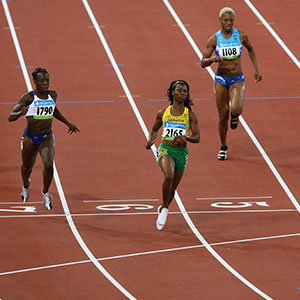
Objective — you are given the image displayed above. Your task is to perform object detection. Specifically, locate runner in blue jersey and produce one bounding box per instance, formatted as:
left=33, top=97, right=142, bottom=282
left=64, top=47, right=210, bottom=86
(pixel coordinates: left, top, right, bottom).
left=201, top=7, right=262, bottom=160
left=8, top=67, right=79, bottom=210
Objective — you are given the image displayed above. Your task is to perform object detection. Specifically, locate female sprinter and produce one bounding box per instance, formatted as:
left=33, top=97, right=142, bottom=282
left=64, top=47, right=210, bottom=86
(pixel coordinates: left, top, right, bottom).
left=146, top=80, right=200, bottom=230
left=8, top=67, right=79, bottom=210
left=201, top=7, right=262, bottom=160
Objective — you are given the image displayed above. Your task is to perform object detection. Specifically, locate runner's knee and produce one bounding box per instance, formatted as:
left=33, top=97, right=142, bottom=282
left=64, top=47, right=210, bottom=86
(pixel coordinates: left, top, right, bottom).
left=219, top=113, right=229, bottom=125
left=43, top=162, right=53, bottom=173
left=231, top=106, right=243, bottom=117
left=164, top=173, right=174, bottom=183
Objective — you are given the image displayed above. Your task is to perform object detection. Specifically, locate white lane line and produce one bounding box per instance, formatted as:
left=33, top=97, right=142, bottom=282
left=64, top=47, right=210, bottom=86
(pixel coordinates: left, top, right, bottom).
left=1, top=0, right=31, bottom=91
left=2, top=232, right=299, bottom=276
left=240, top=119, right=300, bottom=213
left=81, top=0, right=149, bottom=143
left=0, top=208, right=296, bottom=219
left=196, top=196, right=272, bottom=200
left=54, top=166, right=137, bottom=300
left=82, top=0, right=159, bottom=169
left=176, top=190, right=274, bottom=300
left=83, top=199, right=159, bottom=202
left=0, top=202, right=43, bottom=204
left=244, top=0, right=300, bottom=69
left=182, top=209, right=295, bottom=214
left=82, top=0, right=272, bottom=297
left=163, top=0, right=300, bottom=216
left=2, top=1, right=135, bottom=299
left=0, top=259, right=91, bottom=276
left=0, top=209, right=36, bottom=213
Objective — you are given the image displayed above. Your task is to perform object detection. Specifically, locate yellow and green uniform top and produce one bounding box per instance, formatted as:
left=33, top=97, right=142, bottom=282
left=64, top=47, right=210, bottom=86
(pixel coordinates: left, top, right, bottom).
left=162, top=105, right=190, bottom=141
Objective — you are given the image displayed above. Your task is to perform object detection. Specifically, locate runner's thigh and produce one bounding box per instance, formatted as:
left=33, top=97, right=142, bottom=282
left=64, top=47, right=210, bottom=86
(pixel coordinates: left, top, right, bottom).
left=21, top=135, right=38, bottom=167
left=215, top=82, right=230, bottom=115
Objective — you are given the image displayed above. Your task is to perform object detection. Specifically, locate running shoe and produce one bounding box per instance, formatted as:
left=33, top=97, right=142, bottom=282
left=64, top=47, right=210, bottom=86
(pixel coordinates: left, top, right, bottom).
left=156, top=205, right=169, bottom=230
left=217, top=145, right=228, bottom=160
left=42, top=192, right=53, bottom=210
left=21, top=179, right=31, bottom=202
left=230, top=113, right=239, bottom=130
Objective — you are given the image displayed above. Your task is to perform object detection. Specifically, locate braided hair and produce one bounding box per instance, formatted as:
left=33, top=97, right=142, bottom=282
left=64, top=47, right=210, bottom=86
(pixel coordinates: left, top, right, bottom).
left=167, top=80, right=193, bottom=110
left=32, top=67, right=48, bottom=80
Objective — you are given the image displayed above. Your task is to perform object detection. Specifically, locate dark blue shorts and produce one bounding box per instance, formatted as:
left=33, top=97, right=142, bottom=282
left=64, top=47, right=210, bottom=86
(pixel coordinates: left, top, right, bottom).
left=215, top=72, right=245, bottom=89
left=23, top=128, right=52, bottom=148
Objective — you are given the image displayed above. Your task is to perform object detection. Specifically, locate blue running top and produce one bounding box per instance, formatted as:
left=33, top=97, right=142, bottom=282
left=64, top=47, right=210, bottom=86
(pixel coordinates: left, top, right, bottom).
left=215, top=28, right=242, bottom=60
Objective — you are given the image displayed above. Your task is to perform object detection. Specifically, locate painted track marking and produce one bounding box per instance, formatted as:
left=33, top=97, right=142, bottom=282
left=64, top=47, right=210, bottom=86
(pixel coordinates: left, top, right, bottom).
left=83, top=199, right=159, bottom=202
left=0, top=202, right=43, bottom=204
left=244, top=0, right=300, bottom=69
left=1, top=231, right=299, bottom=277
left=96, top=204, right=154, bottom=211
left=2, top=0, right=298, bottom=298
left=1, top=1, right=136, bottom=299
left=0, top=208, right=297, bottom=219
left=197, top=196, right=272, bottom=200
left=1, top=95, right=300, bottom=105
left=83, top=0, right=273, bottom=298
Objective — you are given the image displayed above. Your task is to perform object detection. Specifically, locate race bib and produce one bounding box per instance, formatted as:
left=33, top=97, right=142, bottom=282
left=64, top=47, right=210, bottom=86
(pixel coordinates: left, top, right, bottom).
left=33, top=100, right=55, bottom=119
left=219, top=45, right=242, bottom=59
left=162, top=122, right=187, bottom=140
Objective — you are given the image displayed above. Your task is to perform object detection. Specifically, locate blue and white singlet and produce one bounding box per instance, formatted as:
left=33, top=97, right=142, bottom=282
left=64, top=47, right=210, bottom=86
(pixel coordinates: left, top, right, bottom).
left=25, top=90, right=56, bottom=119
left=215, top=28, right=242, bottom=60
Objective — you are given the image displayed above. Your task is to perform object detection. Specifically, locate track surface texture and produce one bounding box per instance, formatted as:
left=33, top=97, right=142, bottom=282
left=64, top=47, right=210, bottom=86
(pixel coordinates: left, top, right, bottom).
left=1, top=0, right=300, bottom=299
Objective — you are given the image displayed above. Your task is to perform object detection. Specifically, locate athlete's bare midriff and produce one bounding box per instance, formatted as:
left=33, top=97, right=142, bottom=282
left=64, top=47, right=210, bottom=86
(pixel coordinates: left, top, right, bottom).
left=162, top=139, right=187, bottom=148
left=217, top=57, right=242, bottom=77
left=25, top=117, right=52, bottom=134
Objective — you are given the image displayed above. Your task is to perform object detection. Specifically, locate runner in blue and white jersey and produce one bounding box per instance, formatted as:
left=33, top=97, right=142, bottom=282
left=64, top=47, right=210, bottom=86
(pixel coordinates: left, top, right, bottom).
left=201, top=7, right=262, bottom=160
left=8, top=67, right=79, bottom=209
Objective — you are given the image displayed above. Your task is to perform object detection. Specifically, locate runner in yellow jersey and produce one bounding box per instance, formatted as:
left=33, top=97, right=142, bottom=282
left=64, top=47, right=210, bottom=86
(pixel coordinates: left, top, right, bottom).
left=146, top=80, right=200, bottom=230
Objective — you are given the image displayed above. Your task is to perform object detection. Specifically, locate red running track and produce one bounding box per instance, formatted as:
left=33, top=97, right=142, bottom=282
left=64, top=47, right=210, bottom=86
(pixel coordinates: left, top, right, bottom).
left=1, top=0, right=300, bottom=299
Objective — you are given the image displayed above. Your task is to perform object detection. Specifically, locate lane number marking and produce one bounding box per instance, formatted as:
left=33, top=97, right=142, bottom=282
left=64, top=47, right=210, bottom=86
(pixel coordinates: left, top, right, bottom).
left=0, top=206, right=37, bottom=213
left=211, top=201, right=270, bottom=208
left=96, top=204, right=153, bottom=211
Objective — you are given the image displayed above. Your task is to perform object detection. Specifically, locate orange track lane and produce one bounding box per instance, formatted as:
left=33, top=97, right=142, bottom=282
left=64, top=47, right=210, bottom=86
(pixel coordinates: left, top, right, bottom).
left=1, top=0, right=300, bottom=299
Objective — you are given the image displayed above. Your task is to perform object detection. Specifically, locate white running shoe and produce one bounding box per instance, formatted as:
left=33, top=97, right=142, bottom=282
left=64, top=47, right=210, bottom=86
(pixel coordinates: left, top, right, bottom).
left=21, top=179, right=31, bottom=202
left=156, top=205, right=169, bottom=231
left=42, top=192, right=53, bottom=210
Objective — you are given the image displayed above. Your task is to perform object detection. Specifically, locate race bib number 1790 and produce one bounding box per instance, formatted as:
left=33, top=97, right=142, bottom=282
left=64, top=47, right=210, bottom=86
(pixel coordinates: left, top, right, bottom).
left=33, top=100, right=55, bottom=119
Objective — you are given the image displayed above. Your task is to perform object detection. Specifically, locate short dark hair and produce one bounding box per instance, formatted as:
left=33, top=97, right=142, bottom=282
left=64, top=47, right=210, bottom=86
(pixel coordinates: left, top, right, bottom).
left=32, top=67, right=48, bottom=80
